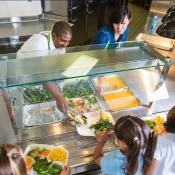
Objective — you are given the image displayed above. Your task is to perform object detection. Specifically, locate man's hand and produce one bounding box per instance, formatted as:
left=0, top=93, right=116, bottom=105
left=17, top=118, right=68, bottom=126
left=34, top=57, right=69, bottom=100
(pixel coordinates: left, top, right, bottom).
left=55, top=94, right=67, bottom=113
left=95, top=129, right=109, bottom=144
left=60, top=166, right=71, bottom=175
left=97, top=76, right=105, bottom=96
left=43, top=82, right=67, bottom=112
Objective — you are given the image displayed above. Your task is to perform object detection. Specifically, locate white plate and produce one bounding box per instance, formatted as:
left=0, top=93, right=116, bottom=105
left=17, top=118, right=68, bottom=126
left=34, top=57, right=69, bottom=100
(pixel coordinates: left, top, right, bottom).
left=76, top=112, right=115, bottom=136
left=24, top=144, right=69, bottom=175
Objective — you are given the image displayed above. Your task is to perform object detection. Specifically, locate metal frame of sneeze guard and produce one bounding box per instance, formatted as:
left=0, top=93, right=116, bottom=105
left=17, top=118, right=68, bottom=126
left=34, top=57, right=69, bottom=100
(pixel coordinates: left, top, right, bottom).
left=0, top=55, right=18, bottom=144
left=0, top=56, right=8, bottom=88
left=5, top=41, right=169, bottom=88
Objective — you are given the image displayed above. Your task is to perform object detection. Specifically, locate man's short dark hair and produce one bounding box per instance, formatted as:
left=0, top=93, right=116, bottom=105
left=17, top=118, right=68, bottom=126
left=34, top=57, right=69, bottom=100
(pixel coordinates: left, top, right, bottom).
left=52, top=21, right=72, bottom=37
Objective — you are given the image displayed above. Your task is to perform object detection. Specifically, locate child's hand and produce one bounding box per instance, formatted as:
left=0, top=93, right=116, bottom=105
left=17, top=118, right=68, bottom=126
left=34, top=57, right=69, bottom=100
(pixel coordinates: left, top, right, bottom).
left=95, top=129, right=109, bottom=143
left=60, top=166, right=71, bottom=175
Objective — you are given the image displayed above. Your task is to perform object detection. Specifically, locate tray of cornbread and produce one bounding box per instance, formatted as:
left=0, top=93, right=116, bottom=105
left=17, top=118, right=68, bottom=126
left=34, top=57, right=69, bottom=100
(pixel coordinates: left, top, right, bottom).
left=91, top=74, right=141, bottom=111
left=92, top=74, right=128, bottom=93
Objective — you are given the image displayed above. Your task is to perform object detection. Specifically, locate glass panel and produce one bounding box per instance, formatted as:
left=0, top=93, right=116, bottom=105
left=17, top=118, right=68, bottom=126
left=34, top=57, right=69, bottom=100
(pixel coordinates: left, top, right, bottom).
left=0, top=41, right=167, bottom=88
left=9, top=67, right=168, bottom=131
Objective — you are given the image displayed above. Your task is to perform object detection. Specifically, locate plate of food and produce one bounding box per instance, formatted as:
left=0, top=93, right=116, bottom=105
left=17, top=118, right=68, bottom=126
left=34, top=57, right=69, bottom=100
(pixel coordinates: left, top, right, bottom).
left=143, top=115, right=167, bottom=135
left=24, top=144, right=68, bottom=175
left=76, top=111, right=115, bottom=136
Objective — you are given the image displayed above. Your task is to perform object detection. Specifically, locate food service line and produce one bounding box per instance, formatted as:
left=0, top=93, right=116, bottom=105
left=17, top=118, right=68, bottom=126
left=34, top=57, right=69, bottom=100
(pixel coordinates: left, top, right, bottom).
left=1, top=41, right=175, bottom=174
left=18, top=65, right=175, bottom=174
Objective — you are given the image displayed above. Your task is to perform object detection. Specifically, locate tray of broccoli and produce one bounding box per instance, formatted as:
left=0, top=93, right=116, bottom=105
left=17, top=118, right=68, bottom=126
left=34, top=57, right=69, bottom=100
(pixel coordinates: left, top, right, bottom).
left=22, top=85, right=54, bottom=104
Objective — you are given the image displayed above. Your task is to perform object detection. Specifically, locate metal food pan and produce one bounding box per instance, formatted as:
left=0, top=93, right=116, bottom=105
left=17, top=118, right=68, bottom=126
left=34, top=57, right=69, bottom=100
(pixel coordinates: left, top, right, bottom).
left=90, top=74, right=128, bottom=95
left=23, top=101, right=64, bottom=127
left=66, top=95, right=101, bottom=120
left=58, top=78, right=94, bottom=99
left=21, top=85, right=55, bottom=105
left=101, top=89, right=142, bottom=112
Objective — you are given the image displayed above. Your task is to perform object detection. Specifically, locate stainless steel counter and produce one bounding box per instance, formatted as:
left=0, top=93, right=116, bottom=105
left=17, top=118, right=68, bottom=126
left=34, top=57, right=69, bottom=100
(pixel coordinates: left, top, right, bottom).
left=20, top=121, right=116, bottom=174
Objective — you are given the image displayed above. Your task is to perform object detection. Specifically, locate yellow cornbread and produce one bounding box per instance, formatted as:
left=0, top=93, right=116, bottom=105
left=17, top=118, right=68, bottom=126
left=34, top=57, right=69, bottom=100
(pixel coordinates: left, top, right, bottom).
left=48, top=148, right=68, bottom=165
left=103, top=91, right=140, bottom=110
left=95, top=76, right=127, bottom=90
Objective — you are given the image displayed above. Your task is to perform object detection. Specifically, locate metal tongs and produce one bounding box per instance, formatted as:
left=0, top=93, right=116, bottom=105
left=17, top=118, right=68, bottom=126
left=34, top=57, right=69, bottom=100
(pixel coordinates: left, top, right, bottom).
left=65, top=107, right=78, bottom=120
left=65, top=107, right=87, bottom=125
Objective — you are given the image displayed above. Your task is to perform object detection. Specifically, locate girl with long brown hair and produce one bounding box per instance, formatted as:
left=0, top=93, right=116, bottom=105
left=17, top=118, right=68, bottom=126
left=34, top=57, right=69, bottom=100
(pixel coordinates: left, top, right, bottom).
left=0, top=144, right=71, bottom=175
left=93, top=115, right=157, bottom=175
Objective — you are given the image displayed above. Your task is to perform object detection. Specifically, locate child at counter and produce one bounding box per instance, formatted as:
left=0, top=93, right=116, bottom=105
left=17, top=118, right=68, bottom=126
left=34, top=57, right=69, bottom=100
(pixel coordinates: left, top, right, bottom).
left=93, top=115, right=157, bottom=175
left=148, top=106, right=175, bottom=175
left=0, top=144, right=71, bottom=175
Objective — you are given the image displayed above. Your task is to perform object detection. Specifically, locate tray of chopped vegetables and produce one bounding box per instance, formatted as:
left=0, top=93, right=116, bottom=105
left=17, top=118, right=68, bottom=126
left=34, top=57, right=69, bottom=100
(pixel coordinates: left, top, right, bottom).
left=22, top=85, right=54, bottom=104
left=67, top=95, right=100, bottom=114
left=142, top=114, right=167, bottom=135
left=24, top=144, right=68, bottom=175
left=60, top=79, right=94, bottom=98
left=76, top=111, right=115, bottom=136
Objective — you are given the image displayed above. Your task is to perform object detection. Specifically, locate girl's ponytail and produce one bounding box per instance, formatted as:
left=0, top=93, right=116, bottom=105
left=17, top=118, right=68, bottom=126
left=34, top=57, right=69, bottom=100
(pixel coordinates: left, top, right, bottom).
left=127, top=139, right=141, bottom=175
left=142, top=131, right=157, bottom=175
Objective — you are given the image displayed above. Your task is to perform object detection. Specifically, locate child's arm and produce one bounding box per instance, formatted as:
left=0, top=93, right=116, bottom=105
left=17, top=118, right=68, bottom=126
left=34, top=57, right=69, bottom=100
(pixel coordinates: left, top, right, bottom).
left=147, top=158, right=159, bottom=175
left=93, top=130, right=108, bottom=166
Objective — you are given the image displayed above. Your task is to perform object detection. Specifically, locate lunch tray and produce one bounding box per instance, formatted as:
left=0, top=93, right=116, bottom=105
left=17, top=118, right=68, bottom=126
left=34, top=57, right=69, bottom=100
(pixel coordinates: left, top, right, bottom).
left=24, top=144, right=69, bottom=175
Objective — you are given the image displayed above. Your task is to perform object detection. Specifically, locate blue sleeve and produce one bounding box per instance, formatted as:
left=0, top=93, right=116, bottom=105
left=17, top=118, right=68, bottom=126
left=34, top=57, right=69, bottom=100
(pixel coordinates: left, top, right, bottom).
left=100, top=150, right=125, bottom=175
left=92, top=31, right=109, bottom=45
left=120, top=28, right=129, bottom=42
left=101, top=155, right=109, bottom=175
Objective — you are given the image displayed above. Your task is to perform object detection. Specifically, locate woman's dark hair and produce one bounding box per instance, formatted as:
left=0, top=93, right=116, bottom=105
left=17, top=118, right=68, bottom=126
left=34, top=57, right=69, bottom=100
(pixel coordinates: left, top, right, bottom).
left=109, top=5, right=132, bottom=25
left=114, top=116, right=157, bottom=175
left=165, top=106, right=175, bottom=133
left=0, top=144, right=27, bottom=175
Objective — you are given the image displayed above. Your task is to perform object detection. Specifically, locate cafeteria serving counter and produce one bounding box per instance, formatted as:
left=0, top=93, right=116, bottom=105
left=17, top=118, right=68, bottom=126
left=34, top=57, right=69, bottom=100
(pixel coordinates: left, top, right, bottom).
left=0, top=41, right=175, bottom=174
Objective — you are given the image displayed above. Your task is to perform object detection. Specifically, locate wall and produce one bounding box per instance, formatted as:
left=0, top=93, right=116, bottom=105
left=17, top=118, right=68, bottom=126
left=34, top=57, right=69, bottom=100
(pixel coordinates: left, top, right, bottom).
left=0, top=1, right=42, bottom=18
left=44, top=0, right=67, bottom=16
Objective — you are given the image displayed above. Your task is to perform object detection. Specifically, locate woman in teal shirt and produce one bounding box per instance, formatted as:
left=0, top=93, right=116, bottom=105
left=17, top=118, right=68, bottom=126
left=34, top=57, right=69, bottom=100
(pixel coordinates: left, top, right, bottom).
left=93, top=116, right=157, bottom=175
left=93, top=6, right=132, bottom=46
